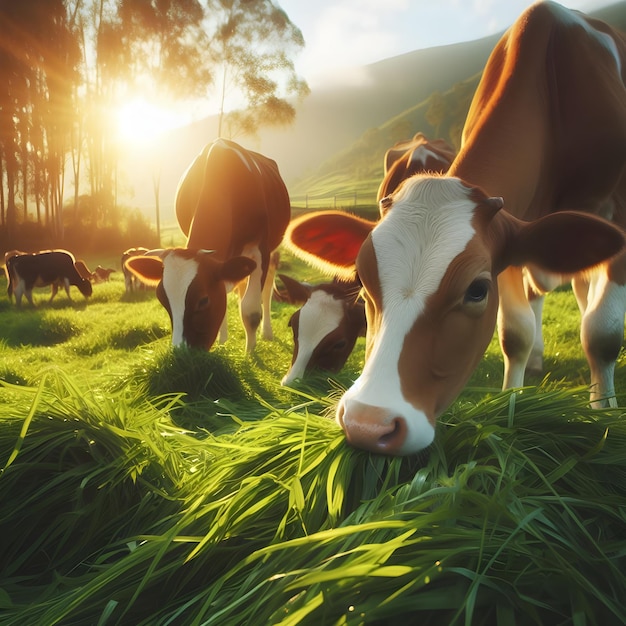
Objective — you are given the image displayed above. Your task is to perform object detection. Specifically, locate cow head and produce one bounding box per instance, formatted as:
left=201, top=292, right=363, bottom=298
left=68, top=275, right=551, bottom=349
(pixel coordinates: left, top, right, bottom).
left=279, top=273, right=366, bottom=385
left=285, top=174, right=625, bottom=455
left=125, top=248, right=256, bottom=350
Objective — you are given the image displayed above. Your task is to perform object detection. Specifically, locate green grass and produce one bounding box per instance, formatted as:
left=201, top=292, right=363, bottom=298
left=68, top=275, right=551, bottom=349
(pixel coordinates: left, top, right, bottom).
left=0, top=250, right=625, bottom=625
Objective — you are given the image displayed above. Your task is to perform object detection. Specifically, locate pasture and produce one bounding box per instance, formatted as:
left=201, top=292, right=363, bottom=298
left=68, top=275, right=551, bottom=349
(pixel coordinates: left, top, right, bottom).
left=0, top=249, right=625, bottom=625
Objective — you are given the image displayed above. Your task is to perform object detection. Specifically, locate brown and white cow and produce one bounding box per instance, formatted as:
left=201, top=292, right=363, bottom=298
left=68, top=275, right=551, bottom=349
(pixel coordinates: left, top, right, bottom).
left=280, top=134, right=454, bottom=386
left=285, top=1, right=626, bottom=455
left=125, top=138, right=291, bottom=352
left=7, top=249, right=93, bottom=306
left=279, top=273, right=365, bottom=385
left=377, top=133, right=456, bottom=207
left=121, top=247, right=149, bottom=293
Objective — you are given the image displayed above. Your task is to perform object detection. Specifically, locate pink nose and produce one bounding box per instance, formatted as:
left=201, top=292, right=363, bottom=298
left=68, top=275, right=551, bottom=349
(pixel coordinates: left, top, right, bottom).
left=337, top=399, right=408, bottom=455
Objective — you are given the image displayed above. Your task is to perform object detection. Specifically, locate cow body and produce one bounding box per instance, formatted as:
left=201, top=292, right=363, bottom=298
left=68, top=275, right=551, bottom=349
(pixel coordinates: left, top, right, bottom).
left=7, top=250, right=93, bottom=306
left=122, top=247, right=149, bottom=293
left=285, top=1, right=626, bottom=455
left=125, top=139, right=291, bottom=352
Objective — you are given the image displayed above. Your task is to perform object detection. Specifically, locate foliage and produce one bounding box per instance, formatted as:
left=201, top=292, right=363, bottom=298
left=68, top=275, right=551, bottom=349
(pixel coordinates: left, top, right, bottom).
left=0, top=203, right=159, bottom=256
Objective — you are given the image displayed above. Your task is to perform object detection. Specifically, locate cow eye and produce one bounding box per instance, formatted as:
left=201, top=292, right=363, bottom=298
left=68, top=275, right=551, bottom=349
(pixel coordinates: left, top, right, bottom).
left=197, top=296, right=210, bottom=310
left=333, top=339, right=347, bottom=351
left=464, top=279, right=490, bottom=304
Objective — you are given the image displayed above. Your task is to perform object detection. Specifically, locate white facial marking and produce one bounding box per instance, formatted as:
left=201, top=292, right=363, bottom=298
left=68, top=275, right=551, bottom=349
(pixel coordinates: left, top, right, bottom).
left=282, top=291, right=344, bottom=385
left=341, top=176, right=478, bottom=450
left=162, top=254, right=199, bottom=346
left=410, top=145, right=440, bottom=169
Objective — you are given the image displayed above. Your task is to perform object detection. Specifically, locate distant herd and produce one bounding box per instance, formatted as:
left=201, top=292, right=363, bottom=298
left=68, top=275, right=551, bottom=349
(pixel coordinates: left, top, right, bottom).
left=2, top=2, right=625, bottom=456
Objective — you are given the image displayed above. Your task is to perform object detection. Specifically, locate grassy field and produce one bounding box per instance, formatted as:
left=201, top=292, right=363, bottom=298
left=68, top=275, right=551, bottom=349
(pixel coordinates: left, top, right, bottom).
left=1, top=248, right=625, bottom=625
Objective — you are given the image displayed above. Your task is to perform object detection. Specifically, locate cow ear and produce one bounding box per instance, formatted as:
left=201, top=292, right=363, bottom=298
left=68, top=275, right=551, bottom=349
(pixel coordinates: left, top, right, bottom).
left=219, top=256, right=256, bottom=283
left=278, top=273, right=312, bottom=304
left=125, top=255, right=163, bottom=286
left=506, top=211, right=625, bottom=274
left=284, top=211, right=375, bottom=280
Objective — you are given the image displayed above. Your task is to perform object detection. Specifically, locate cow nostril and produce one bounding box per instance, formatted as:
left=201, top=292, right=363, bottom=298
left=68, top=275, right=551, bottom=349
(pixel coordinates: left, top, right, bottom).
left=376, top=417, right=407, bottom=452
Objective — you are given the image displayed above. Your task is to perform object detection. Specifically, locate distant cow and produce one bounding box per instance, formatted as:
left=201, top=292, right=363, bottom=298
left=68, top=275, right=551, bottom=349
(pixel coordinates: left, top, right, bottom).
left=125, top=138, right=291, bottom=352
left=377, top=133, right=456, bottom=209
left=280, top=134, right=453, bottom=385
left=280, top=274, right=365, bottom=385
left=75, top=259, right=95, bottom=282
left=285, top=2, right=626, bottom=455
left=8, top=249, right=93, bottom=306
left=122, top=247, right=149, bottom=293
left=93, top=265, right=115, bottom=283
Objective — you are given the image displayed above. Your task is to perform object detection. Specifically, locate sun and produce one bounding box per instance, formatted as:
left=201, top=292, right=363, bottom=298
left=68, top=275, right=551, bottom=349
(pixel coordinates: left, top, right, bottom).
left=115, top=97, right=186, bottom=145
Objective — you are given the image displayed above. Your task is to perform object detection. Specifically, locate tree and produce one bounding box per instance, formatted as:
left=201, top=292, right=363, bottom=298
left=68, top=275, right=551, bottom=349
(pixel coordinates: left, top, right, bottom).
left=0, top=0, right=80, bottom=236
left=208, top=0, right=309, bottom=138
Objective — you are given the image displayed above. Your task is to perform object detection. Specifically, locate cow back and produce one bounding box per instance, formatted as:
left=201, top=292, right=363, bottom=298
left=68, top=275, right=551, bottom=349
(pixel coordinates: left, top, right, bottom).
left=176, top=138, right=291, bottom=259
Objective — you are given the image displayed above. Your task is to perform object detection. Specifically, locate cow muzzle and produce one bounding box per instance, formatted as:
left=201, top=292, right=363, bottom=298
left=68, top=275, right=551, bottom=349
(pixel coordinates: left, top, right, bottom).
left=336, top=396, right=435, bottom=456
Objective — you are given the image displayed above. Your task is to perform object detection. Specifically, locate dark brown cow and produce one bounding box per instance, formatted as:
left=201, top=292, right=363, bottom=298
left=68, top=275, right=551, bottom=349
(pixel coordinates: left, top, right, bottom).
left=125, top=139, right=290, bottom=352
left=93, top=265, right=115, bottom=283
left=377, top=133, right=456, bottom=207
left=8, top=250, right=93, bottom=306
left=285, top=2, right=626, bottom=455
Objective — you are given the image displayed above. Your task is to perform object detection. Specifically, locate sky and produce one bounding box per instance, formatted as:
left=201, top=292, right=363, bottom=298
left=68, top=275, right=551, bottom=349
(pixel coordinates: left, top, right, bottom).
left=277, top=0, right=617, bottom=87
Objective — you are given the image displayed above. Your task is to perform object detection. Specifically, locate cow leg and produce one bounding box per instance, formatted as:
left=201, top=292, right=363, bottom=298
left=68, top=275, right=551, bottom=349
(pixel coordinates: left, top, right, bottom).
left=498, top=266, right=536, bottom=390
left=63, top=278, right=72, bottom=301
left=239, top=246, right=263, bottom=353
left=260, top=250, right=279, bottom=341
left=218, top=307, right=229, bottom=344
left=14, top=279, right=25, bottom=307
left=573, top=269, right=626, bottom=408
left=49, top=283, right=59, bottom=303
left=523, top=267, right=566, bottom=375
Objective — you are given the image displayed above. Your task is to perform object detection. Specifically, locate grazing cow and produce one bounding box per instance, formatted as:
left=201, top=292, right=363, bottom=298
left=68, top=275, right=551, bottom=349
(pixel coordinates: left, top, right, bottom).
left=280, top=134, right=454, bottom=385
left=279, top=273, right=365, bottom=385
left=285, top=1, right=626, bottom=455
left=125, top=138, right=290, bottom=352
left=122, top=247, right=149, bottom=293
left=8, top=250, right=93, bottom=306
left=93, top=265, right=115, bottom=283
left=75, top=259, right=95, bottom=282
left=377, top=133, right=456, bottom=207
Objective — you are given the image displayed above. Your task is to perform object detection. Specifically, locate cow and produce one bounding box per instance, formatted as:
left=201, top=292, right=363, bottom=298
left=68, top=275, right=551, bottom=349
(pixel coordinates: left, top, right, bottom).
left=377, top=133, right=456, bottom=208
left=75, top=259, right=95, bottom=282
left=121, top=247, right=149, bottom=293
left=279, top=273, right=365, bottom=385
left=93, top=265, right=115, bottom=283
left=280, top=134, right=455, bottom=385
left=284, top=1, right=626, bottom=456
left=7, top=249, right=93, bottom=306
left=125, top=138, right=291, bottom=352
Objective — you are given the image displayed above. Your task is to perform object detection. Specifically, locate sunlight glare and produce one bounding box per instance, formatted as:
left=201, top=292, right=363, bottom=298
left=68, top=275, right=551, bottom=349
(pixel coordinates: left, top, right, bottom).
left=116, top=98, right=186, bottom=145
